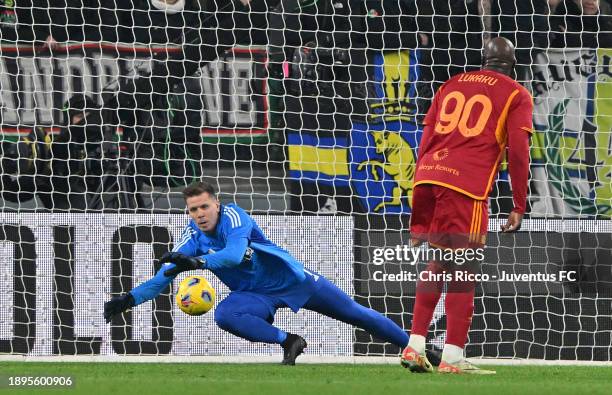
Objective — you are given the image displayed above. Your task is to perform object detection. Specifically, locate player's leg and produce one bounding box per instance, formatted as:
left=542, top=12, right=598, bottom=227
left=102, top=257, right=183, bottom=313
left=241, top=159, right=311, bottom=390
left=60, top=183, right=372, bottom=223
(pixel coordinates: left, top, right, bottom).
left=302, top=276, right=409, bottom=348
left=214, top=292, right=284, bottom=343
left=441, top=198, right=484, bottom=365
left=214, top=292, right=307, bottom=365
left=403, top=259, right=444, bottom=372
left=430, top=188, right=494, bottom=374
left=403, top=184, right=438, bottom=372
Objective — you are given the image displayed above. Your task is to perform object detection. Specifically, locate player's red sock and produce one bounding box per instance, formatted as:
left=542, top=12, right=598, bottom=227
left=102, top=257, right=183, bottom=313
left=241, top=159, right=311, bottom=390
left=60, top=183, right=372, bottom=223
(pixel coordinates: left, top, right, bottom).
left=411, top=261, right=444, bottom=337
left=444, top=281, right=475, bottom=348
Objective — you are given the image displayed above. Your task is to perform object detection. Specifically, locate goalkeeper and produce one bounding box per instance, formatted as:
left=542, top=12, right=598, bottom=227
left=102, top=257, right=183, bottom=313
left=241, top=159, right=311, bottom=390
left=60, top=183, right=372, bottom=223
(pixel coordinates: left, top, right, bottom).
left=104, top=181, right=409, bottom=365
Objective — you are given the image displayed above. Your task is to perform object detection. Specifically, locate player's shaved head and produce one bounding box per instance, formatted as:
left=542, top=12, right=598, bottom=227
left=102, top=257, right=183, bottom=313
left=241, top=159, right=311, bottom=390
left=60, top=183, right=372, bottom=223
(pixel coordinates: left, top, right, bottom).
left=482, top=37, right=516, bottom=76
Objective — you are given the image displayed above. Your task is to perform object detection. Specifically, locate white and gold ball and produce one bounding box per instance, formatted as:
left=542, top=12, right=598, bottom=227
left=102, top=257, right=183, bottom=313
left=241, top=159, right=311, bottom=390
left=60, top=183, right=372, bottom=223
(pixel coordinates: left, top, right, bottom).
left=176, top=276, right=216, bottom=316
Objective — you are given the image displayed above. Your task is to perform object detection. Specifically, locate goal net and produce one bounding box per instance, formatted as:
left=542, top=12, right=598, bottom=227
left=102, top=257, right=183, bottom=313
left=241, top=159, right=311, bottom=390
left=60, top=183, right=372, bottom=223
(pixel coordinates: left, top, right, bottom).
left=0, top=1, right=611, bottom=362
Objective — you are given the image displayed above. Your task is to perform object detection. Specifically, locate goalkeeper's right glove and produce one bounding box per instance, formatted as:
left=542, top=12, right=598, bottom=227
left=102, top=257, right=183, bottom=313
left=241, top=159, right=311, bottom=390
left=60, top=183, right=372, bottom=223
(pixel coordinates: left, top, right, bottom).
left=104, top=293, right=135, bottom=323
left=159, top=251, right=206, bottom=277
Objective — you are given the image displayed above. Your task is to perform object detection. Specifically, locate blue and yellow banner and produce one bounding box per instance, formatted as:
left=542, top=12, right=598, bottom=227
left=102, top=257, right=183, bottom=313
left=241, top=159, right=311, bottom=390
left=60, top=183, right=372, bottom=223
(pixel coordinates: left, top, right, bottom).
left=287, top=133, right=350, bottom=186
left=288, top=49, right=422, bottom=213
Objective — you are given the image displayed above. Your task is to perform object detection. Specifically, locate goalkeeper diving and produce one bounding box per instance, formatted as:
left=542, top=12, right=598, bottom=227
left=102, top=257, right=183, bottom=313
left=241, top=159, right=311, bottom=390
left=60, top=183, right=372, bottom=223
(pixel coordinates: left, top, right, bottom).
left=104, top=181, right=411, bottom=365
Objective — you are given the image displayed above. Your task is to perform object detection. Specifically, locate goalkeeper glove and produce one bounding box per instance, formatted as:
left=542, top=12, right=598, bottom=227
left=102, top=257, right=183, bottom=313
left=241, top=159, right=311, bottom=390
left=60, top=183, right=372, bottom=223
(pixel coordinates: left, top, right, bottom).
left=104, top=293, right=135, bottom=323
left=159, top=251, right=206, bottom=277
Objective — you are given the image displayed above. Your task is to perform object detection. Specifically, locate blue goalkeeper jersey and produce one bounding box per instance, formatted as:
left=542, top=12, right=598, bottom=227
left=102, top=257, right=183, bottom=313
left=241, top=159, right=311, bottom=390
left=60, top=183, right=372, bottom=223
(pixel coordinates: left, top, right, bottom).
left=130, top=204, right=321, bottom=311
left=176, top=203, right=306, bottom=291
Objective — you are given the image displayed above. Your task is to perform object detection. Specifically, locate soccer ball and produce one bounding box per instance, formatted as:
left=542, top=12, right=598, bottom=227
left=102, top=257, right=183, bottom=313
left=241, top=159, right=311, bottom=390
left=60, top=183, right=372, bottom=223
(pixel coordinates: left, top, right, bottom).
left=175, top=276, right=216, bottom=316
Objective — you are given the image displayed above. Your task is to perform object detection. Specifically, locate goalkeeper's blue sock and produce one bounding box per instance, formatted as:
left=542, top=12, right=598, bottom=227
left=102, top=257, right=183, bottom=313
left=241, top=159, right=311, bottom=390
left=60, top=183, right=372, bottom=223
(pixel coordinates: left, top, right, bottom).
left=303, top=276, right=409, bottom=347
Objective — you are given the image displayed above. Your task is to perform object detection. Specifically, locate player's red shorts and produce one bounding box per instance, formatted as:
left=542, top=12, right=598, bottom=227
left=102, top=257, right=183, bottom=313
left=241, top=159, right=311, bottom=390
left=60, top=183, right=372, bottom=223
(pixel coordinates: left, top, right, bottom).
left=410, top=184, right=488, bottom=249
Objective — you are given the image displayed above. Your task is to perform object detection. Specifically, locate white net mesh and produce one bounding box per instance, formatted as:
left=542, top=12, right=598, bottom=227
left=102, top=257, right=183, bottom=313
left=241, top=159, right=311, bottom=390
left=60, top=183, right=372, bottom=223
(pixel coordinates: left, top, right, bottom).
left=0, top=0, right=611, bottom=360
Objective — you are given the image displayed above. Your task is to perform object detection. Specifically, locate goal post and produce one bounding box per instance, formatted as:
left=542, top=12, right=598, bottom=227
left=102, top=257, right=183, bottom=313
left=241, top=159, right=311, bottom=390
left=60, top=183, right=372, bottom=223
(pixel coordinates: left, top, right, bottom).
left=0, top=1, right=611, bottom=363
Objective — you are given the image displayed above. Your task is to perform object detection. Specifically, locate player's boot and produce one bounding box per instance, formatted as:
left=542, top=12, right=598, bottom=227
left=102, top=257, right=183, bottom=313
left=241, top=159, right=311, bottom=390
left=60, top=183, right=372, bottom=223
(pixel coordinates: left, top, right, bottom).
left=400, top=346, right=434, bottom=373
left=438, top=359, right=496, bottom=374
left=281, top=333, right=307, bottom=365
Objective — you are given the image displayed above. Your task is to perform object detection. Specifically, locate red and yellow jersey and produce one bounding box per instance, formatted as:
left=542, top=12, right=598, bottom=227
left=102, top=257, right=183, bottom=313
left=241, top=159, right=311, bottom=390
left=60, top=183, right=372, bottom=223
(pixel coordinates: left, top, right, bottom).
left=414, top=69, right=533, bottom=204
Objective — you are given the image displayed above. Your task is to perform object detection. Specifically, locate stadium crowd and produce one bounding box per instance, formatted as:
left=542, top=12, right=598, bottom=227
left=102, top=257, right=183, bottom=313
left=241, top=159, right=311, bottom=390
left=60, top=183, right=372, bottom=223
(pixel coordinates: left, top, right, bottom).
left=1, top=0, right=609, bottom=111
left=0, top=0, right=610, bottom=107
left=0, top=0, right=610, bottom=211
left=0, top=1, right=610, bottom=51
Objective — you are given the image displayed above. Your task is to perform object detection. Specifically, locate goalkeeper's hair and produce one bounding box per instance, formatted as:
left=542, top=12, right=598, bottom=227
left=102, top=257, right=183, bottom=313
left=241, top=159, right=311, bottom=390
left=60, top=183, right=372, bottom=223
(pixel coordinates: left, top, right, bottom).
left=182, top=181, right=217, bottom=201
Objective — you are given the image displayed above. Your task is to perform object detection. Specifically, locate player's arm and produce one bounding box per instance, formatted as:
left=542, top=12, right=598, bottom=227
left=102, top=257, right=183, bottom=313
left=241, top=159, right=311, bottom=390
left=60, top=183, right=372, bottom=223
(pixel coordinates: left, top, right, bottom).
left=159, top=206, right=253, bottom=271
left=202, top=207, right=253, bottom=270
left=103, top=226, right=198, bottom=323
left=501, top=89, right=533, bottom=233
left=157, top=234, right=249, bottom=274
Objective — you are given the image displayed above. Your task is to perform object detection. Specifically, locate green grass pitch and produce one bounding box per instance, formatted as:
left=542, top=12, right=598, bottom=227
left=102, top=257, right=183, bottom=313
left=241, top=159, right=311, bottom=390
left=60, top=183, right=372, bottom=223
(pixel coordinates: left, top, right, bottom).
left=1, top=362, right=611, bottom=395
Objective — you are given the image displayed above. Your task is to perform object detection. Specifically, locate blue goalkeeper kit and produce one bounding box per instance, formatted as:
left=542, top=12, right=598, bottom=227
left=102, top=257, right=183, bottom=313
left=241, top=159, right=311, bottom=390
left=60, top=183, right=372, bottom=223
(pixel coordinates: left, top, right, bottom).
left=130, top=203, right=408, bottom=347
left=131, top=203, right=319, bottom=311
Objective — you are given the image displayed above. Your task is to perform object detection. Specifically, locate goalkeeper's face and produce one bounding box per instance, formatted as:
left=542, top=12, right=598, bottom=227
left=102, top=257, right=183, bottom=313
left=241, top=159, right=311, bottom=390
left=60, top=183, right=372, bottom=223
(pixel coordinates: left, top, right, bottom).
left=186, top=192, right=220, bottom=233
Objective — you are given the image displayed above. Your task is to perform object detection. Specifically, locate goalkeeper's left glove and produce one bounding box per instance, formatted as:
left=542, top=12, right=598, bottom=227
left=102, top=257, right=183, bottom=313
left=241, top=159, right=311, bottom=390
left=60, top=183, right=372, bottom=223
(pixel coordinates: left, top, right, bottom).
left=159, top=251, right=206, bottom=277
left=104, top=293, right=135, bottom=323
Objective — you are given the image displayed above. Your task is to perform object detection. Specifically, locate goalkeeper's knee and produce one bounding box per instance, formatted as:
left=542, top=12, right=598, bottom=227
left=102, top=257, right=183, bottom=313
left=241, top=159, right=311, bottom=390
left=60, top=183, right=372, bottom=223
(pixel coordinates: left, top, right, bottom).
left=213, top=306, right=236, bottom=332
